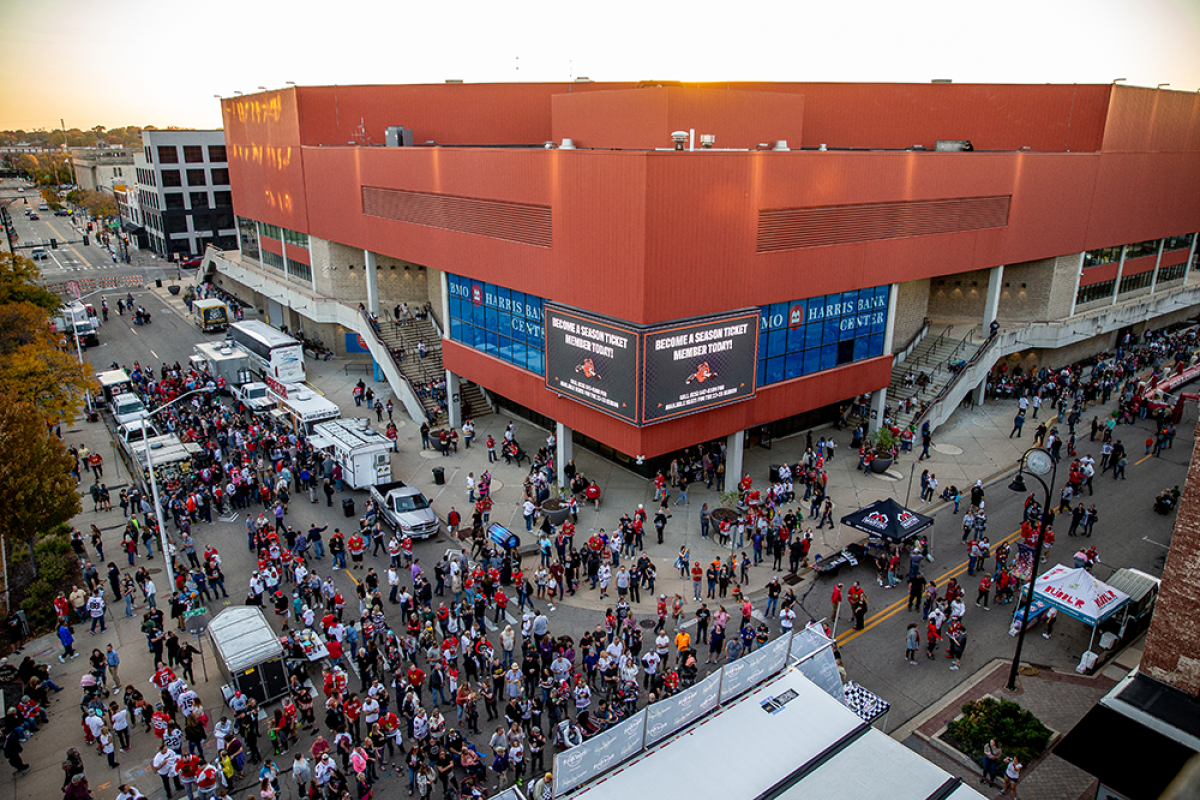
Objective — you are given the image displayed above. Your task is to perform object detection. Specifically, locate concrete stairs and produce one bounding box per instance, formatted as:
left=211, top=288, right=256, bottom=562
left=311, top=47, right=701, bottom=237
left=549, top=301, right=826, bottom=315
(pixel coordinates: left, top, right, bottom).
left=373, top=317, right=492, bottom=422
left=885, top=323, right=986, bottom=430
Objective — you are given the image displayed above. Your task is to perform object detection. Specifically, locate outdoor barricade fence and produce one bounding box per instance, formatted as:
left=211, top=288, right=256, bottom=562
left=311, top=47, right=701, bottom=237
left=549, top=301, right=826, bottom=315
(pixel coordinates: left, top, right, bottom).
left=553, top=623, right=848, bottom=797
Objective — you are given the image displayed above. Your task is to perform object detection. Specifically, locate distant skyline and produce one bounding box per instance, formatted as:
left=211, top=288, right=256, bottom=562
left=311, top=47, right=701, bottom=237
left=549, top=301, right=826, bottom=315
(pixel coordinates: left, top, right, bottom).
left=2, top=0, right=1199, bottom=131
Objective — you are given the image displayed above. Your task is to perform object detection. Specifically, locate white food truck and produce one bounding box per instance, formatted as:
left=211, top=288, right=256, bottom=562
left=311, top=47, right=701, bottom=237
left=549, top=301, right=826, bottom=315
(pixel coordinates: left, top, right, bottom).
left=265, top=379, right=340, bottom=434
left=311, top=418, right=393, bottom=489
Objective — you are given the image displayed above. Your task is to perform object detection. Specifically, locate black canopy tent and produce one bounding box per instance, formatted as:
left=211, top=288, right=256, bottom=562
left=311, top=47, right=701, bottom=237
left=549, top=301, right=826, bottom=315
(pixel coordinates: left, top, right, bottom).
left=840, top=497, right=935, bottom=553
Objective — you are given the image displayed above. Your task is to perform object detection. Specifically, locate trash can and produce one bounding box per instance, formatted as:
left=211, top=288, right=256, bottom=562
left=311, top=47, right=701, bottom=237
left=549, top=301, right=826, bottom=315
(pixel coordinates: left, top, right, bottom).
left=769, top=464, right=781, bottom=483
left=155, top=278, right=163, bottom=288
left=342, top=498, right=355, bottom=517
left=432, top=466, right=445, bottom=485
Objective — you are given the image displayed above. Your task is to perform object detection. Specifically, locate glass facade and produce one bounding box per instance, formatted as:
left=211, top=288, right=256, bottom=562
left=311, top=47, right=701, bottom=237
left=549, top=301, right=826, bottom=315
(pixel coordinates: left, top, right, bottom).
left=756, top=285, right=890, bottom=387
left=446, top=274, right=547, bottom=375
left=446, top=273, right=890, bottom=387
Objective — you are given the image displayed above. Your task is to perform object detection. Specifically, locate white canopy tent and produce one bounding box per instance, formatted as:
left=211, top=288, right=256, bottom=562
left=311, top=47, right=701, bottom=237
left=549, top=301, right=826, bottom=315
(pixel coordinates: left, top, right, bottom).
left=1033, top=564, right=1131, bottom=652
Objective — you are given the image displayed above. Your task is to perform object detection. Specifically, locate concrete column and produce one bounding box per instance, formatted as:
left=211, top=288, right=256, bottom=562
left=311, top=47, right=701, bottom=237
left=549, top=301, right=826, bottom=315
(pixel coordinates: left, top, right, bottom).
left=725, top=430, right=745, bottom=490
left=555, top=422, right=574, bottom=486
left=869, top=389, right=888, bottom=433
left=439, top=269, right=451, bottom=337
left=1111, top=246, right=1127, bottom=306
left=1184, top=234, right=1199, bottom=286
left=445, top=370, right=461, bottom=429
left=983, top=264, right=1004, bottom=331
left=364, top=249, right=379, bottom=315
left=1068, top=252, right=1085, bottom=317
left=882, top=283, right=899, bottom=354
left=1149, top=239, right=1166, bottom=294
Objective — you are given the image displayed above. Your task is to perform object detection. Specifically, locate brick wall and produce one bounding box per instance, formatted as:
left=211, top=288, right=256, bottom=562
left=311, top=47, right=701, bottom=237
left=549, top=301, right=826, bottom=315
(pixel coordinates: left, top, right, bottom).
left=427, top=267, right=445, bottom=329
left=1000, top=254, right=1079, bottom=321
left=994, top=330, right=1115, bottom=374
left=891, top=279, right=930, bottom=353
left=374, top=255, right=431, bottom=309
left=927, top=269, right=991, bottom=320
left=308, top=237, right=432, bottom=309
left=1141, top=415, right=1200, bottom=695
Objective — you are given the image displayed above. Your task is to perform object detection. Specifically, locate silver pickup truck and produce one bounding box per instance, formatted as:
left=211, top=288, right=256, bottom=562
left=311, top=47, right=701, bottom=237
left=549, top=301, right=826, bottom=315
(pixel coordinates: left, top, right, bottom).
left=368, top=481, right=441, bottom=539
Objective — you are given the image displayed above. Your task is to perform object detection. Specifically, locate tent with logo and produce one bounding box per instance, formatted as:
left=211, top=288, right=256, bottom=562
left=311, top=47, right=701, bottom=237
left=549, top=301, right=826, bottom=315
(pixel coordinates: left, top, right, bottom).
left=839, top=498, right=934, bottom=545
left=1033, top=564, right=1131, bottom=652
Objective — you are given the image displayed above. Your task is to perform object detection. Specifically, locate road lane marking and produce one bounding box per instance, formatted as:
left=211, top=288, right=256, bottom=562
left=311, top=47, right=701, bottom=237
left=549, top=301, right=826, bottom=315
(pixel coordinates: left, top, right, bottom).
left=1141, top=536, right=1170, bottom=549
left=150, top=350, right=159, bottom=359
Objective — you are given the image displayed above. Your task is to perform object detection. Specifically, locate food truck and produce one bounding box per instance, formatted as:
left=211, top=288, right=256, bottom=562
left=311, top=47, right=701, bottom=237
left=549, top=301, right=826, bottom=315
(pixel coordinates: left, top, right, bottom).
left=191, top=298, right=230, bottom=333
left=95, top=368, right=132, bottom=407
left=265, top=378, right=340, bottom=434
left=191, top=342, right=255, bottom=390
left=311, top=418, right=393, bottom=489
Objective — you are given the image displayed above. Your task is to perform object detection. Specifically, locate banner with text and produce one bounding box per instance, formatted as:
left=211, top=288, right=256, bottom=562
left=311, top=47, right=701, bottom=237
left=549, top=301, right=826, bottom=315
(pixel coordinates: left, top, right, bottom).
left=544, top=304, right=759, bottom=426
left=553, top=708, right=647, bottom=797
left=543, top=305, right=640, bottom=424
left=644, top=670, right=721, bottom=746
left=642, top=310, right=759, bottom=424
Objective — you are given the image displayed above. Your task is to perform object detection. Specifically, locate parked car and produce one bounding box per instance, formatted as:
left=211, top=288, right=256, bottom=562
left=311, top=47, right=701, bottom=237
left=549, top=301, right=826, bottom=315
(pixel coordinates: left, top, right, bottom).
left=180, top=257, right=203, bottom=270
left=29, top=213, right=39, bottom=220
left=54, top=209, right=69, bottom=217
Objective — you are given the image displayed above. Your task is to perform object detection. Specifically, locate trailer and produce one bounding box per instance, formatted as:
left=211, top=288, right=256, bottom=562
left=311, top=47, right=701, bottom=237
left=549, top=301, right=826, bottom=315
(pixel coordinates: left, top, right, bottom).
left=191, top=342, right=255, bottom=390
left=208, top=606, right=289, bottom=706
left=311, top=418, right=393, bottom=489
left=95, top=368, right=132, bottom=407
left=265, top=380, right=340, bottom=434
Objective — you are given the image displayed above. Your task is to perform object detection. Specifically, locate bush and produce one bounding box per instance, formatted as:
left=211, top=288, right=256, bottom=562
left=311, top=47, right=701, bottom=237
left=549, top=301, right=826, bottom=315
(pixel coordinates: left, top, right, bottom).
left=944, top=697, right=1052, bottom=768
left=9, top=524, right=81, bottom=635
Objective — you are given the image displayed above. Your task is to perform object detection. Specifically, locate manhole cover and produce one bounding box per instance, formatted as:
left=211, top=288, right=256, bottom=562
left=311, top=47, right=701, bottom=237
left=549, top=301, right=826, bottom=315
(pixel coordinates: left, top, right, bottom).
left=639, top=619, right=656, bottom=629
left=783, top=573, right=802, bottom=585
left=419, top=450, right=441, bottom=460
left=933, top=443, right=963, bottom=455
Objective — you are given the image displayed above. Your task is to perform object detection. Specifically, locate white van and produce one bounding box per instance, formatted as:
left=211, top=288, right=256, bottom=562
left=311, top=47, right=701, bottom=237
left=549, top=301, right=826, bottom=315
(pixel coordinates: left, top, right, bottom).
left=111, top=392, right=147, bottom=427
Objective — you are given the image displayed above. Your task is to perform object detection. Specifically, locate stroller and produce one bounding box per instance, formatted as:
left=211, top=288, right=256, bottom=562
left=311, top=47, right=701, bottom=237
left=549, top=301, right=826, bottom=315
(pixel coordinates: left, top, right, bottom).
left=555, top=718, right=585, bottom=750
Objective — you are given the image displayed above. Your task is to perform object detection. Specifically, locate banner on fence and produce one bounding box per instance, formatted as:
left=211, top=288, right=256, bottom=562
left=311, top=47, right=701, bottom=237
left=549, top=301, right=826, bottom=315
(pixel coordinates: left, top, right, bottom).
left=644, top=670, right=721, bottom=747
left=720, top=633, right=793, bottom=704
left=553, top=709, right=646, bottom=798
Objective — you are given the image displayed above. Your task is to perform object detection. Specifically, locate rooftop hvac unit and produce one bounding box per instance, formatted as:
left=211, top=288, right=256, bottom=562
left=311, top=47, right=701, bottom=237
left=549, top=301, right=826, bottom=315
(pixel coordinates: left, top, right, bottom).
left=934, top=139, right=973, bottom=152
left=385, top=127, right=414, bottom=147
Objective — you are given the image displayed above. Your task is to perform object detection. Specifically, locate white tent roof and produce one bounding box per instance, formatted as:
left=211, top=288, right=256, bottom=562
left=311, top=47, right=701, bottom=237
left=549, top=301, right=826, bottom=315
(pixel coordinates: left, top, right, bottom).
left=567, top=667, right=986, bottom=800
left=1034, top=564, right=1131, bottom=625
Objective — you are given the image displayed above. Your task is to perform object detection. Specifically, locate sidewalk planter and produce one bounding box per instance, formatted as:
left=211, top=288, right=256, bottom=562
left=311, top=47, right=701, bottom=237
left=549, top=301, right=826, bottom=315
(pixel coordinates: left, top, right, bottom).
left=540, top=498, right=571, bottom=525
left=711, top=507, right=740, bottom=524
left=869, top=456, right=894, bottom=474
left=168, top=285, right=181, bottom=295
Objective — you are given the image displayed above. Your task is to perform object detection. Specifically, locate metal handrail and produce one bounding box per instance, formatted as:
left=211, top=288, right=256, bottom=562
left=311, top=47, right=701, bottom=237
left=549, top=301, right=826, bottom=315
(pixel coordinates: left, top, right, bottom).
left=910, top=332, right=1001, bottom=428
left=894, top=317, right=931, bottom=366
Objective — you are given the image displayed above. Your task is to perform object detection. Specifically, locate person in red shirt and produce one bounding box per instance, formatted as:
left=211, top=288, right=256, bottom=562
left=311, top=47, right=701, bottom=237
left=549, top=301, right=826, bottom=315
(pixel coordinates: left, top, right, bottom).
left=407, top=666, right=426, bottom=702
left=831, top=583, right=844, bottom=620
left=447, top=508, right=461, bottom=539
left=53, top=594, right=71, bottom=622
left=151, top=707, right=171, bottom=739
left=347, top=533, right=365, bottom=570
left=152, top=664, right=176, bottom=690
left=327, top=637, right=344, bottom=667
left=493, top=589, right=508, bottom=624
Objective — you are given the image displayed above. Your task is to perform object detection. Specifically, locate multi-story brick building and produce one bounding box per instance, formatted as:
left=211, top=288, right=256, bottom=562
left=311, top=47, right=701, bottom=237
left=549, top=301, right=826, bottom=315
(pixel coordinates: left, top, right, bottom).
left=205, top=81, right=1200, bottom=478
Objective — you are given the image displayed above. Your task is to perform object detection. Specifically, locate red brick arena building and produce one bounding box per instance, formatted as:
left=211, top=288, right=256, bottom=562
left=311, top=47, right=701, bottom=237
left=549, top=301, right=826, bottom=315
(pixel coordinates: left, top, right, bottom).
left=205, top=81, right=1200, bottom=475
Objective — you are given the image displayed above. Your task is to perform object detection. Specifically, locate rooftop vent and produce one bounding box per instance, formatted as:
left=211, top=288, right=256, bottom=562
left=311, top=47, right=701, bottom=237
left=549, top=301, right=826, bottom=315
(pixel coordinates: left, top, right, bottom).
left=671, top=131, right=688, bottom=151
left=560, top=138, right=576, bottom=150
left=772, top=140, right=790, bottom=151
left=699, top=134, right=716, bottom=149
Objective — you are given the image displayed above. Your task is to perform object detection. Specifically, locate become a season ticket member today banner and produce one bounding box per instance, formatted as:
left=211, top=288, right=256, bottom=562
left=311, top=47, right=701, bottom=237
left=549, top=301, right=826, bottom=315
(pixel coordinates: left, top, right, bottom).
left=642, top=310, right=760, bottom=423
left=544, top=305, right=640, bottom=424
left=545, top=304, right=759, bottom=426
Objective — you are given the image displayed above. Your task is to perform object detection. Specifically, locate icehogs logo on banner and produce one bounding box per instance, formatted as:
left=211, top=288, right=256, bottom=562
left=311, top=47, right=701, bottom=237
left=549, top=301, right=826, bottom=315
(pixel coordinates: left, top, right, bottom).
left=898, top=511, right=920, bottom=529
left=471, top=283, right=483, bottom=305
left=788, top=304, right=805, bottom=330
left=863, top=512, right=889, bottom=530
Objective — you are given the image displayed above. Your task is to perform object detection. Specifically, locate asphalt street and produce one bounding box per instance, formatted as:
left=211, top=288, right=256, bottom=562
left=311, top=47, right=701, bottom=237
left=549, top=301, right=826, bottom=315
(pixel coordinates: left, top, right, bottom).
left=81, top=283, right=1192, bottom=738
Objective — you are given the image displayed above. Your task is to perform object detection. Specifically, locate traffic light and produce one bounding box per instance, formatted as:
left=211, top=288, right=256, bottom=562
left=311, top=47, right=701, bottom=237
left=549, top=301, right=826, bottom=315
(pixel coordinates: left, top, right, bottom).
left=50, top=238, right=57, bottom=249
left=87, top=222, right=93, bottom=231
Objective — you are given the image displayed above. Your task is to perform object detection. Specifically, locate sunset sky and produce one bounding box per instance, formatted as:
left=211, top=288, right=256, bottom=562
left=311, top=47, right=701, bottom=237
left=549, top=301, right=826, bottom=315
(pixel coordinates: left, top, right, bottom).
left=2, top=0, right=1199, bottom=131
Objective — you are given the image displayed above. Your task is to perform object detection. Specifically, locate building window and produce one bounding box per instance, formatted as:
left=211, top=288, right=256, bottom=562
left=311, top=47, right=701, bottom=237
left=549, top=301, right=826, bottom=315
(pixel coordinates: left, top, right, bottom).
left=1076, top=280, right=1115, bottom=305
left=165, top=193, right=186, bottom=210
left=166, top=215, right=188, bottom=234
left=1124, top=240, right=1159, bottom=260
left=192, top=214, right=213, bottom=233
left=1163, top=234, right=1195, bottom=252
left=190, top=192, right=209, bottom=209
left=161, top=170, right=182, bottom=187
left=213, top=211, right=234, bottom=230
left=756, top=286, right=889, bottom=388
left=286, top=257, right=312, bottom=283
left=187, top=169, right=207, bottom=187
left=210, top=167, right=230, bottom=185
left=258, top=222, right=283, bottom=241
left=1157, top=263, right=1187, bottom=283
left=1119, top=271, right=1154, bottom=294
left=183, top=146, right=205, bottom=163
left=447, top=273, right=546, bottom=375
left=283, top=228, right=309, bottom=248
left=214, top=191, right=232, bottom=207
left=237, top=216, right=260, bottom=260
left=156, top=145, right=178, bottom=164
left=262, top=249, right=285, bottom=271
left=1083, top=246, right=1123, bottom=268
left=207, top=145, right=227, bottom=162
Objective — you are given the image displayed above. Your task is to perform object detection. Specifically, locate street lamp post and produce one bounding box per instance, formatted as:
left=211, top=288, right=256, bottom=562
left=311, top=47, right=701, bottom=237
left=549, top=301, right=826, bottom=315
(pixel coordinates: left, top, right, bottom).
left=139, top=388, right=214, bottom=587
left=1005, top=446, right=1058, bottom=692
